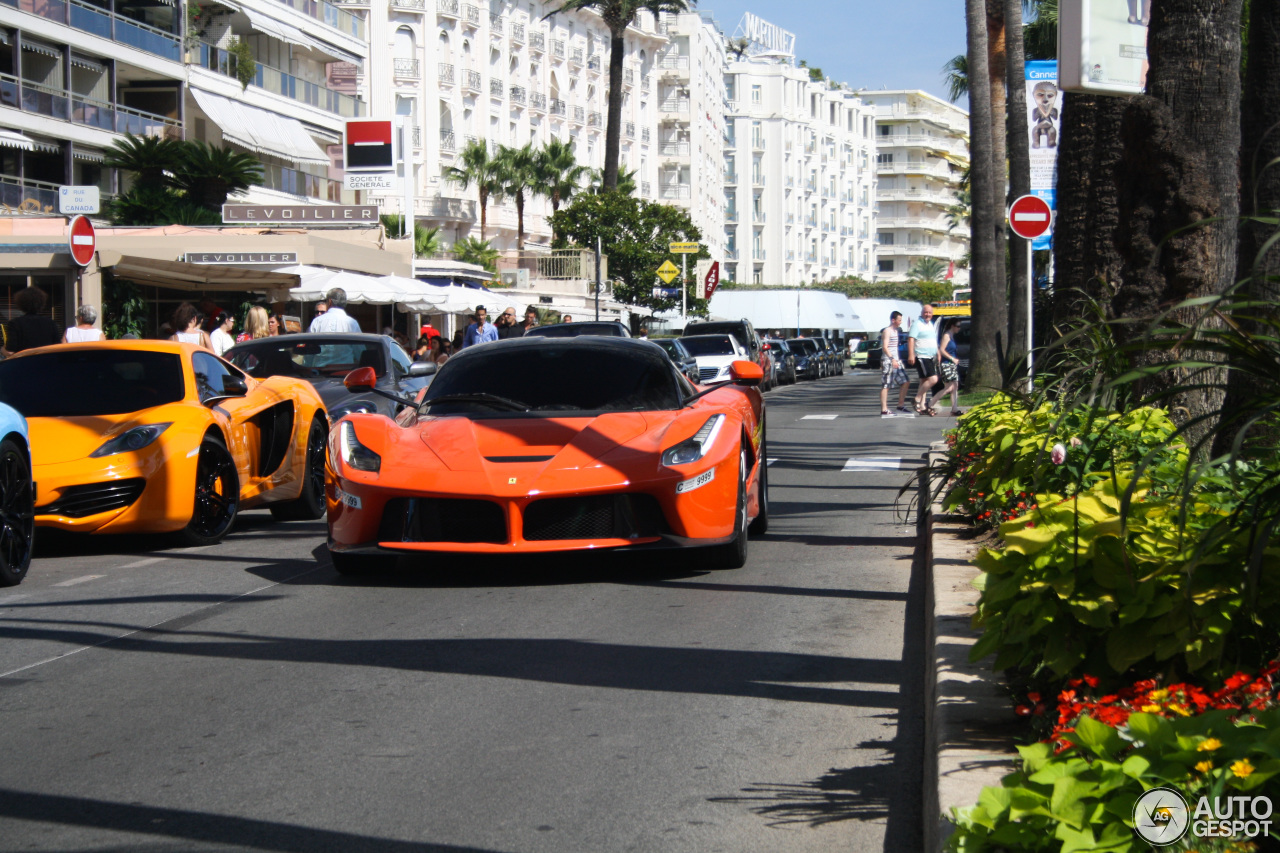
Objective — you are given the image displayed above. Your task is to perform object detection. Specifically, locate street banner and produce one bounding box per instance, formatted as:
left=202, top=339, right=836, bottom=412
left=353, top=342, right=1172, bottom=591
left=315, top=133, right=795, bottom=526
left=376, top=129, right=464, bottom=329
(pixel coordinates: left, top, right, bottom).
left=1026, top=59, right=1059, bottom=250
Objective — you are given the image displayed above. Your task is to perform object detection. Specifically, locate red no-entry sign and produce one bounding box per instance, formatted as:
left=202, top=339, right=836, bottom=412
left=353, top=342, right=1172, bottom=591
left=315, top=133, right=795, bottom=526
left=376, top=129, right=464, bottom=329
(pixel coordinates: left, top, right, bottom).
left=1007, top=195, right=1053, bottom=240
left=68, top=215, right=95, bottom=266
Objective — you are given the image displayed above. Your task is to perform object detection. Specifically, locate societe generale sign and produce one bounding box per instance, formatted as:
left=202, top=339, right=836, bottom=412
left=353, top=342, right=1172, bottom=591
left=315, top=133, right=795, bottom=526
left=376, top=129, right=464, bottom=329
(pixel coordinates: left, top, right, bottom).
left=221, top=205, right=379, bottom=225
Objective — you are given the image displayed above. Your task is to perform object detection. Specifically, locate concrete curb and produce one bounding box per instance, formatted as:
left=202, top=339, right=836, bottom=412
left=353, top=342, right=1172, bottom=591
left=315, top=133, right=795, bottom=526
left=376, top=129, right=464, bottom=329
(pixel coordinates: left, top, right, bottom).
left=921, top=441, right=1020, bottom=852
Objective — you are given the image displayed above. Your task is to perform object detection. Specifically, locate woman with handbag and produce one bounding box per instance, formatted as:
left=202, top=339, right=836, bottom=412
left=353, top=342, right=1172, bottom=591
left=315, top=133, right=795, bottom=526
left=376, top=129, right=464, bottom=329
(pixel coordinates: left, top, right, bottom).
left=928, top=318, right=964, bottom=416
left=879, top=312, right=911, bottom=417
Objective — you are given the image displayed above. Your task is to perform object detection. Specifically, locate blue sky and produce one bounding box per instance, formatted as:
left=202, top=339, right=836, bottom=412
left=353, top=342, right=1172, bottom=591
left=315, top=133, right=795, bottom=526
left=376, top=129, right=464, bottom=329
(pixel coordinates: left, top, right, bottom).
left=700, top=0, right=967, bottom=104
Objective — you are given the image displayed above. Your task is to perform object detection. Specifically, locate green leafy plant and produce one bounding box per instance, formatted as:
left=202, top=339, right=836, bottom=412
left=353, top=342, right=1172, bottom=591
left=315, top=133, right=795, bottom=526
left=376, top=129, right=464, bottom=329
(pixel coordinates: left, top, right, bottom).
left=102, top=276, right=147, bottom=339
left=453, top=237, right=499, bottom=274
left=380, top=215, right=442, bottom=257
left=228, top=39, right=256, bottom=90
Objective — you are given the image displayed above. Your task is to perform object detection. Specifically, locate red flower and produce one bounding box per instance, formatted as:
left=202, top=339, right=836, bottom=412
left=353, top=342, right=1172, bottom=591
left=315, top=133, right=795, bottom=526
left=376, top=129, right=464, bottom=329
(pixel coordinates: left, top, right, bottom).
left=1015, top=705, right=1032, bottom=717
left=1083, top=674, right=1099, bottom=688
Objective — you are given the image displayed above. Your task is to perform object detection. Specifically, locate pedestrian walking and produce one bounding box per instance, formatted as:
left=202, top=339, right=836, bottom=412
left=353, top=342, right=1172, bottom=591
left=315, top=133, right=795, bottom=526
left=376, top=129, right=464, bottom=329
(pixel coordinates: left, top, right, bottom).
left=63, top=304, right=104, bottom=343
left=908, top=304, right=940, bottom=416
left=308, top=289, right=361, bottom=333
left=210, top=312, right=236, bottom=357
left=413, top=335, right=434, bottom=362
left=435, top=338, right=452, bottom=365
left=519, top=307, right=539, bottom=334
left=497, top=308, right=523, bottom=339
left=170, top=303, right=213, bottom=351
left=238, top=306, right=270, bottom=342
left=3, top=287, right=60, bottom=356
left=928, top=318, right=965, bottom=416
left=878, top=311, right=910, bottom=417
left=462, top=305, right=499, bottom=348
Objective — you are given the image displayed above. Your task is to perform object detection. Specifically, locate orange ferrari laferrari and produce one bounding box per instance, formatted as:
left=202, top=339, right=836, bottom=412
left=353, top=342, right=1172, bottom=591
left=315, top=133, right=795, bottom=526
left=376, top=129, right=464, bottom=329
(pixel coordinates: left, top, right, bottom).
left=325, top=337, right=767, bottom=573
left=0, top=341, right=328, bottom=545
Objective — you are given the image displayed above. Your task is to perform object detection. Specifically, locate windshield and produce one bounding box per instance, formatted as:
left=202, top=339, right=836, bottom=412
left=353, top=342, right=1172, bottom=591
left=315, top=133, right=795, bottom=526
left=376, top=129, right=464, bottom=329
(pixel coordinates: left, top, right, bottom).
left=422, top=341, right=680, bottom=415
left=0, top=349, right=185, bottom=417
left=686, top=323, right=750, bottom=350
left=228, top=339, right=385, bottom=379
left=655, top=340, right=683, bottom=357
left=681, top=335, right=737, bottom=356
left=787, top=339, right=819, bottom=355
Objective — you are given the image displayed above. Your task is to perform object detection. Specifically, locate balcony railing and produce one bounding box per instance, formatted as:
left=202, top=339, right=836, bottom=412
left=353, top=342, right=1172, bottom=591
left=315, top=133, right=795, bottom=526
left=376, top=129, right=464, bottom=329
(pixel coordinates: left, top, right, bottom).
left=623, top=68, right=635, bottom=85
left=725, top=209, right=738, bottom=223
left=490, top=78, right=505, bottom=97
left=510, top=85, right=526, bottom=104
left=260, top=162, right=345, bottom=203
left=587, top=111, right=601, bottom=127
left=641, top=79, right=650, bottom=93
left=438, top=63, right=455, bottom=83
left=530, top=92, right=547, bottom=111
left=391, top=0, right=425, bottom=8
left=724, top=170, right=738, bottom=183
left=586, top=56, right=601, bottom=72
left=549, top=98, right=566, bottom=116
left=193, top=43, right=365, bottom=116
left=785, top=176, right=795, bottom=188
left=805, top=217, right=817, bottom=227
left=753, top=249, right=766, bottom=261
left=463, top=3, right=480, bottom=25
left=753, top=210, right=766, bottom=223
left=660, top=184, right=690, bottom=199
left=751, top=136, right=765, bottom=151
left=640, top=181, right=651, bottom=196
left=805, top=252, right=817, bottom=263
left=660, top=55, right=690, bottom=71
left=393, top=58, right=420, bottom=78
left=752, top=174, right=765, bottom=187
left=437, top=0, right=459, bottom=16
left=724, top=248, right=738, bottom=261
left=510, top=22, right=525, bottom=43
left=624, top=122, right=635, bottom=139
left=0, top=72, right=182, bottom=138
left=272, top=0, right=365, bottom=39
left=440, top=129, right=455, bottom=151
left=786, top=213, right=795, bottom=224
left=489, top=13, right=503, bottom=32
left=465, top=69, right=482, bottom=92
left=45, top=0, right=184, bottom=63
left=641, top=128, right=650, bottom=143
left=570, top=48, right=584, bottom=65
left=572, top=105, right=585, bottom=122
left=660, top=141, right=689, bottom=157
left=658, top=100, right=689, bottom=114
left=530, top=32, right=545, bottom=51
left=552, top=39, right=565, bottom=58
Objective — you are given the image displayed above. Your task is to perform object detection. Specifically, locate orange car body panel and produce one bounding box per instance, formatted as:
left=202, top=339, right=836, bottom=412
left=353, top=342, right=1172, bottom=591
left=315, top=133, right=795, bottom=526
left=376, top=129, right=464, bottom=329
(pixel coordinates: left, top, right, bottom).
left=326, top=371, right=764, bottom=555
left=15, top=341, right=326, bottom=534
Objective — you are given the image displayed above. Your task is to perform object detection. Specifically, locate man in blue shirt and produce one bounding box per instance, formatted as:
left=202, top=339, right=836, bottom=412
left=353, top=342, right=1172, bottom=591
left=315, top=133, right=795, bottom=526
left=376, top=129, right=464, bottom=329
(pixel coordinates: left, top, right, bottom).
left=463, top=304, right=499, bottom=348
left=907, top=303, right=940, bottom=415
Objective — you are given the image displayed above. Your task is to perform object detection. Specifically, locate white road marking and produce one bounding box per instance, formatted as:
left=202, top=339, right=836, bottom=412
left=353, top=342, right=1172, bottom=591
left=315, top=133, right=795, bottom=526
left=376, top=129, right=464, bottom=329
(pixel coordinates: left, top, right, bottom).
left=118, top=557, right=165, bottom=569
left=766, top=458, right=778, bottom=466
left=53, top=574, right=104, bottom=587
left=801, top=414, right=839, bottom=420
left=0, top=593, right=30, bottom=604
left=842, top=457, right=904, bottom=472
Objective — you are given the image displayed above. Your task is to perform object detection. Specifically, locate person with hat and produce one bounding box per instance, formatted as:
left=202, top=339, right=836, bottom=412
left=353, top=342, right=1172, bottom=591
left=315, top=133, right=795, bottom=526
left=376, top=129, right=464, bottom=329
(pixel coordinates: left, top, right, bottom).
left=462, top=305, right=498, bottom=349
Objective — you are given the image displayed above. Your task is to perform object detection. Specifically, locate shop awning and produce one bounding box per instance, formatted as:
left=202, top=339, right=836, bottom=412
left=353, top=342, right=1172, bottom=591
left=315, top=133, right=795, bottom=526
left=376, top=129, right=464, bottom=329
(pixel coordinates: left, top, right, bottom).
left=0, top=130, right=34, bottom=151
left=190, top=89, right=330, bottom=166
left=101, top=252, right=300, bottom=291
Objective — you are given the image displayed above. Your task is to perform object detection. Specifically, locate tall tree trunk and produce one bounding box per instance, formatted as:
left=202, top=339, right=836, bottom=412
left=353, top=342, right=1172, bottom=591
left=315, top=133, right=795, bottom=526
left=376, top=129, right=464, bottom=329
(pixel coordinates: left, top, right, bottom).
left=1005, top=0, right=1031, bottom=365
left=516, top=190, right=525, bottom=249
left=1216, top=0, right=1280, bottom=454
left=967, top=0, right=1004, bottom=390
left=479, top=188, right=489, bottom=241
left=987, top=0, right=1010, bottom=345
left=1115, top=0, right=1243, bottom=447
left=603, top=31, right=626, bottom=191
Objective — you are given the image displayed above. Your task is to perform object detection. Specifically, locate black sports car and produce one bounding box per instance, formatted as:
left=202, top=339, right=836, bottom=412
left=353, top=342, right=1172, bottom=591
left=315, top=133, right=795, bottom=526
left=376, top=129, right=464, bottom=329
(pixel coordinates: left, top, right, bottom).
left=226, top=333, right=436, bottom=420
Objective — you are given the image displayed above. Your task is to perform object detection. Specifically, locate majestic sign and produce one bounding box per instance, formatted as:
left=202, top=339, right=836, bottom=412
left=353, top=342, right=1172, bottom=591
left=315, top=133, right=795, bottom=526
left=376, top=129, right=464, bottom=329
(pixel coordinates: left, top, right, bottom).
left=185, top=252, right=299, bottom=265
left=59, top=185, right=100, bottom=215
left=221, top=205, right=380, bottom=225
left=734, top=12, right=795, bottom=57
left=1058, top=0, right=1148, bottom=96
left=68, top=215, right=95, bottom=266
left=344, top=119, right=396, bottom=172
left=1008, top=195, right=1054, bottom=240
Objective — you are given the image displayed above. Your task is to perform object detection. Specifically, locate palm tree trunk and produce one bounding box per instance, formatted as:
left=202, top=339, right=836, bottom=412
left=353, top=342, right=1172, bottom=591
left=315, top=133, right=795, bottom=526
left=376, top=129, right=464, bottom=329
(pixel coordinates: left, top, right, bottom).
left=603, top=32, right=625, bottom=191
left=479, top=188, right=489, bottom=242
left=1114, top=0, right=1243, bottom=447
left=967, top=0, right=1004, bottom=390
left=987, top=0, right=1009, bottom=341
left=516, top=190, right=525, bottom=249
left=1005, top=0, right=1030, bottom=362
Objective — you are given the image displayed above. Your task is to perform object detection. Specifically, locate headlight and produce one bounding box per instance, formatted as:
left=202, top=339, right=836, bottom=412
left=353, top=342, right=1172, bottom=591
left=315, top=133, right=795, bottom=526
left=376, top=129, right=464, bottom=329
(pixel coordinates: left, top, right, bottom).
left=662, top=414, right=725, bottom=467
left=339, top=420, right=381, bottom=473
left=90, top=423, right=171, bottom=458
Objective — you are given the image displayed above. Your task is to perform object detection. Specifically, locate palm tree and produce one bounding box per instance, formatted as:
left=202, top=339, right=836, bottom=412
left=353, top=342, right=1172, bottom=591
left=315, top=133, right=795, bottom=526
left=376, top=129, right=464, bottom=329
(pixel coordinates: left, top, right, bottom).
left=495, top=143, right=539, bottom=249
left=444, top=139, right=505, bottom=241
left=1024, top=0, right=1058, bottom=60
left=942, top=54, right=968, bottom=102
left=103, top=132, right=184, bottom=189
left=945, top=188, right=971, bottom=233
left=547, top=0, right=692, bottom=190
left=172, top=141, right=264, bottom=211
left=588, top=166, right=637, bottom=196
left=453, top=237, right=500, bottom=274
left=727, top=37, right=750, bottom=59
left=536, top=138, right=587, bottom=243
left=965, top=0, right=1003, bottom=390
left=907, top=258, right=947, bottom=283
left=381, top=215, right=442, bottom=257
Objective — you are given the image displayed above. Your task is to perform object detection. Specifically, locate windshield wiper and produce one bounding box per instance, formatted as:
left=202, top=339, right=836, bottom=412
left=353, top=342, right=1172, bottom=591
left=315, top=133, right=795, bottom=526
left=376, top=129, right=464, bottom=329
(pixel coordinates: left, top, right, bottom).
left=422, top=392, right=531, bottom=412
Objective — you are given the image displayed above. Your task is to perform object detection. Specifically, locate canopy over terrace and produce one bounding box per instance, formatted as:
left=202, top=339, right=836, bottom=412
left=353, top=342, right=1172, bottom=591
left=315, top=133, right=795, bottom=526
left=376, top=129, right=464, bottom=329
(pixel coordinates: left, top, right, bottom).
left=707, top=290, right=860, bottom=335
left=847, top=299, right=925, bottom=336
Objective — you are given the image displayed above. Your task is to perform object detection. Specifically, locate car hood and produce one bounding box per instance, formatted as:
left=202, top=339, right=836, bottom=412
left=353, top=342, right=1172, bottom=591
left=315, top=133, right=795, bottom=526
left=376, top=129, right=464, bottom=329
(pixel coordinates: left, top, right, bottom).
left=28, top=408, right=179, bottom=465
left=691, top=354, right=740, bottom=368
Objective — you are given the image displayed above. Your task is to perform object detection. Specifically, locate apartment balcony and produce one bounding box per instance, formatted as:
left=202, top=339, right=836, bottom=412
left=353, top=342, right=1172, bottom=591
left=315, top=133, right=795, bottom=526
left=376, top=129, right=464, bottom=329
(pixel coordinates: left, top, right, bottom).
left=549, top=98, right=566, bottom=116
left=393, top=58, right=420, bottom=79
left=259, top=163, right=345, bottom=204
left=641, top=127, right=650, bottom=143
left=439, top=129, right=455, bottom=151
left=822, top=221, right=834, bottom=232
left=753, top=249, right=766, bottom=262
left=582, top=111, right=598, bottom=128
left=785, top=212, right=795, bottom=224
left=659, top=54, right=690, bottom=75
left=530, top=91, right=547, bottom=111
left=624, top=121, right=635, bottom=139
left=785, top=176, right=794, bottom=188
left=508, top=85, right=526, bottom=105
left=22, top=0, right=185, bottom=63
left=489, top=14, right=504, bottom=35
left=623, top=68, right=635, bottom=86
left=805, top=252, right=817, bottom=263
left=552, top=39, right=566, bottom=59
left=529, top=32, right=545, bottom=52
left=786, top=249, right=795, bottom=261
left=658, top=100, right=689, bottom=115
left=570, top=48, right=584, bottom=66
left=752, top=210, right=766, bottom=224
left=805, top=217, right=817, bottom=228
left=840, top=226, right=852, bottom=236
left=724, top=248, right=738, bottom=261
left=805, top=181, right=816, bottom=192
left=0, top=72, right=182, bottom=139
left=464, top=69, right=482, bottom=92
left=192, top=42, right=366, bottom=117
left=751, top=174, right=765, bottom=188
left=723, top=170, right=737, bottom=184
left=586, top=55, right=601, bottom=74
left=660, top=184, right=690, bottom=200
left=725, top=208, right=738, bottom=224
left=510, top=22, right=525, bottom=44
left=462, top=3, right=481, bottom=27
left=272, top=0, right=365, bottom=38
left=391, top=0, right=425, bottom=10
left=571, top=105, right=585, bottom=123
left=438, top=63, right=455, bottom=85
left=437, top=0, right=460, bottom=17
left=0, top=175, right=67, bottom=213
left=640, top=181, right=651, bottom=196
left=841, top=191, right=854, bottom=202
left=641, top=79, right=650, bottom=94
left=660, top=141, right=689, bottom=158
left=751, top=137, right=765, bottom=152
left=490, top=78, right=505, bottom=97
left=878, top=159, right=953, bottom=180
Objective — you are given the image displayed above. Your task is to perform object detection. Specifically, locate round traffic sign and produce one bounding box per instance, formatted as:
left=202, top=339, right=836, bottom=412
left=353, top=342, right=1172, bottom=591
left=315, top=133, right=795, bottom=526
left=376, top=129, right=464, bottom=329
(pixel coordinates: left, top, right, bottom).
left=68, top=215, right=95, bottom=266
left=1007, top=195, right=1053, bottom=240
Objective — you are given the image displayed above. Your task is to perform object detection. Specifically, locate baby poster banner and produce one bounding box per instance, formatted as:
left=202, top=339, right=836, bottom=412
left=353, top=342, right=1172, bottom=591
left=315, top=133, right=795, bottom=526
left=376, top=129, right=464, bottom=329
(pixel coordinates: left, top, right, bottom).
left=1026, top=60, right=1058, bottom=250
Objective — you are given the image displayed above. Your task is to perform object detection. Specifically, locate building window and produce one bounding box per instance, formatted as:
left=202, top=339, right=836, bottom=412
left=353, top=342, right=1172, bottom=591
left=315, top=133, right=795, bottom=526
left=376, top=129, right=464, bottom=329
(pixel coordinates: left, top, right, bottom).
left=878, top=232, right=894, bottom=245
left=876, top=152, right=893, bottom=164
left=751, top=84, right=761, bottom=104
left=878, top=124, right=891, bottom=137
left=878, top=259, right=895, bottom=273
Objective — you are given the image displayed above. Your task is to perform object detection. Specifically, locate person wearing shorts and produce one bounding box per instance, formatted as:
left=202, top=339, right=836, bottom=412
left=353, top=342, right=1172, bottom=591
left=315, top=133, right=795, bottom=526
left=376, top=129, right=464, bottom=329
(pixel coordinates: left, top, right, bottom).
left=907, top=303, right=940, bottom=416
left=879, top=312, right=907, bottom=416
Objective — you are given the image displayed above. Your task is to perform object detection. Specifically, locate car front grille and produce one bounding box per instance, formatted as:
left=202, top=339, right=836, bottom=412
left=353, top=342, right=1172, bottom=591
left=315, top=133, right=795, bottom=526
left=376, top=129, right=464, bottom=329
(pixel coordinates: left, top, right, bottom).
left=522, top=494, right=668, bottom=541
left=698, top=367, right=720, bottom=382
left=378, top=497, right=508, bottom=544
left=42, top=478, right=146, bottom=518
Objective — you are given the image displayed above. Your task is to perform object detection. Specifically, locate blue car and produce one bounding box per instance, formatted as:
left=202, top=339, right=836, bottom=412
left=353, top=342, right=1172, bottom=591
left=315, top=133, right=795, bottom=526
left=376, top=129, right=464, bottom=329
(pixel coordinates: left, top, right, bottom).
left=0, top=401, right=33, bottom=586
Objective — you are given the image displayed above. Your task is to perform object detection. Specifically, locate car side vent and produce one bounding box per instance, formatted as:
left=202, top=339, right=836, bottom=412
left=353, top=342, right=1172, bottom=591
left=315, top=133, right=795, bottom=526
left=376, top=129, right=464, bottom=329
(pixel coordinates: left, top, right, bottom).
left=523, top=494, right=668, bottom=541
left=379, top=498, right=507, bottom=544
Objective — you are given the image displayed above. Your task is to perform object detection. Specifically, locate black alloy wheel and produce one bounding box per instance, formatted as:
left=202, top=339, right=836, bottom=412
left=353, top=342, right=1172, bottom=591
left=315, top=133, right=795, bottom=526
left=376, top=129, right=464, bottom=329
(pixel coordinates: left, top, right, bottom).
left=270, top=417, right=327, bottom=521
left=0, top=438, right=34, bottom=586
left=182, top=434, right=239, bottom=546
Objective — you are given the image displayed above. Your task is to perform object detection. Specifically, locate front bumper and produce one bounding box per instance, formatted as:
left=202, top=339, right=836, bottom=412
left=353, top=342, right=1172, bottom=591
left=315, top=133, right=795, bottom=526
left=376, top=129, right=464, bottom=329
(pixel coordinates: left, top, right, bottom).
left=33, top=443, right=196, bottom=534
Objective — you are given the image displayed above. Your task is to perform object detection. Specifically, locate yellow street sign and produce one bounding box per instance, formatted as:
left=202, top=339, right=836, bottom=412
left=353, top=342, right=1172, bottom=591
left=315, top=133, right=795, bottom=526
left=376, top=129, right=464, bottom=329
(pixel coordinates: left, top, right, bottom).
left=656, top=260, right=679, bottom=283
left=669, top=242, right=700, bottom=254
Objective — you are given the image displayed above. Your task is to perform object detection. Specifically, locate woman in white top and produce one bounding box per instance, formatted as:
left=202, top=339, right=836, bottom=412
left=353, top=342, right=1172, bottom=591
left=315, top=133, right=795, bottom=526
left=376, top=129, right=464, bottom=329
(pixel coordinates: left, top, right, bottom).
left=169, top=302, right=213, bottom=351
left=63, top=304, right=105, bottom=343
left=209, top=312, right=235, bottom=357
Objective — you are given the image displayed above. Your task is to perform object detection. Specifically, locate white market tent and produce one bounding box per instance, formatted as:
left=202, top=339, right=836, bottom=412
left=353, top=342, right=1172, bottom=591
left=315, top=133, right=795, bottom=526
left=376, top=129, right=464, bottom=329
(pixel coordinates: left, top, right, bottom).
left=395, top=281, right=522, bottom=315
left=847, top=299, right=924, bottom=336
left=707, top=290, right=860, bottom=334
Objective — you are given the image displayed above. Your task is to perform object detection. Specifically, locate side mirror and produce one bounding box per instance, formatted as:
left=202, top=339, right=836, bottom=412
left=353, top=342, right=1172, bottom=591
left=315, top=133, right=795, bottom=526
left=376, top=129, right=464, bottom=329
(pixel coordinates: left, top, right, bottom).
left=344, top=366, right=377, bottom=393
left=729, top=360, right=763, bottom=387
left=221, top=375, right=248, bottom=397
left=408, top=361, right=437, bottom=377
left=762, top=342, right=771, bottom=350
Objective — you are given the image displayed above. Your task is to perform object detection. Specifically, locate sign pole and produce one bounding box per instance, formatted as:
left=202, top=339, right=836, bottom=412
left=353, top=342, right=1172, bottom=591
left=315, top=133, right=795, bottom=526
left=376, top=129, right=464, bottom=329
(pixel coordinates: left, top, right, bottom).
left=681, top=252, right=687, bottom=324
left=1027, top=244, right=1034, bottom=391
left=595, top=235, right=602, bottom=321
left=401, top=117, right=414, bottom=260
left=1007, top=194, right=1052, bottom=393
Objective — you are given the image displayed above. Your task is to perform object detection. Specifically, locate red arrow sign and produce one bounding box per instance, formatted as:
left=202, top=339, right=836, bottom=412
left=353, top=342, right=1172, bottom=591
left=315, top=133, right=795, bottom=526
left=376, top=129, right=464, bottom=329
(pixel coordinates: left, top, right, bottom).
left=703, top=261, right=720, bottom=300
left=68, top=214, right=95, bottom=266
left=1007, top=194, right=1053, bottom=240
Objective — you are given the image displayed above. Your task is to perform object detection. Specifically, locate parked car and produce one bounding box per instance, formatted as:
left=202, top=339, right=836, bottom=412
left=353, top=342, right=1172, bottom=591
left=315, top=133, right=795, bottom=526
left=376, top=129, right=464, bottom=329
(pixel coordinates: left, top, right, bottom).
left=522, top=321, right=631, bottom=338
left=818, top=339, right=844, bottom=375
left=0, top=401, right=32, bottom=586
left=227, top=333, right=435, bottom=421
left=652, top=338, right=701, bottom=385
left=681, top=334, right=752, bottom=385
left=851, top=339, right=871, bottom=368
left=786, top=338, right=822, bottom=380
left=763, top=338, right=797, bottom=385
left=327, top=337, right=767, bottom=573
left=865, top=340, right=883, bottom=370
left=683, top=319, right=771, bottom=387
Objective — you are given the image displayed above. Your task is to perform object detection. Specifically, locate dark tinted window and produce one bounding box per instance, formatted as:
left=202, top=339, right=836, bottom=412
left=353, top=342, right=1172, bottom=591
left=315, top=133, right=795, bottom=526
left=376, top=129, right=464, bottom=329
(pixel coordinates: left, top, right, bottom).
left=228, top=339, right=386, bottom=379
left=423, top=342, right=680, bottom=415
left=191, top=352, right=246, bottom=403
left=764, top=339, right=791, bottom=353
left=787, top=339, right=819, bottom=355
left=685, top=322, right=754, bottom=351
left=0, top=349, right=185, bottom=416
left=654, top=339, right=687, bottom=359
left=523, top=323, right=628, bottom=338
left=681, top=335, right=737, bottom=356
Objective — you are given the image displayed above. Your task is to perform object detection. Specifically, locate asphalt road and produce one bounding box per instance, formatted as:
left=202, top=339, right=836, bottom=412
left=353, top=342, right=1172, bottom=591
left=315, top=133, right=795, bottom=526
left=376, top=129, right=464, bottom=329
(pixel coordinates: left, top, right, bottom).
left=0, top=370, right=948, bottom=853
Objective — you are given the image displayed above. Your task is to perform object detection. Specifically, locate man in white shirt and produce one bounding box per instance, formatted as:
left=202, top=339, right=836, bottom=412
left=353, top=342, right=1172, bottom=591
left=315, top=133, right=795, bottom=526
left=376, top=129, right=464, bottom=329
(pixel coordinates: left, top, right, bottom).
left=309, top=288, right=361, bottom=334
left=210, top=312, right=235, bottom=357
left=907, top=303, right=940, bottom=415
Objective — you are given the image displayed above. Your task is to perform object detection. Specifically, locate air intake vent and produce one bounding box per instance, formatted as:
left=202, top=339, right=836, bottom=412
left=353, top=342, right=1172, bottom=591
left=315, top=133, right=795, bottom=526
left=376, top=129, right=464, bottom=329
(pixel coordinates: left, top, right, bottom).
left=42, top=478, right=146, bottom=518
left=523, top=494, right=668, bottom=541
left=379, top=498, right=507, bottom=544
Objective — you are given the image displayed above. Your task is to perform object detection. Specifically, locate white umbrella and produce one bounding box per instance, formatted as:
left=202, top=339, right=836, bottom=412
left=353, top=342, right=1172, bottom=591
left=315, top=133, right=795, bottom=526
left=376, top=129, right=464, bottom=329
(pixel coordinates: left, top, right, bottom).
left=398, top=285, right=521, bottom=315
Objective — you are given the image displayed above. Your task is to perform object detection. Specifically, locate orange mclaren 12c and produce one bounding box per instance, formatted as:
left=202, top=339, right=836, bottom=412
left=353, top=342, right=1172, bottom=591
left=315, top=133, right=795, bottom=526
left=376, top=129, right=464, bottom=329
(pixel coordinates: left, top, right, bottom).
left=326, top=337, right=768, bottom=573
left=0, top=341, right=328, bottom=545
